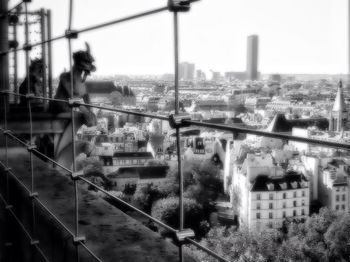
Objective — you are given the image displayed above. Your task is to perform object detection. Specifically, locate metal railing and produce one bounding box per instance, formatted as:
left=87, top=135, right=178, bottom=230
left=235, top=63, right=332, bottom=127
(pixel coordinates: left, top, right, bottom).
left=0, top=1, right=348, bottom=262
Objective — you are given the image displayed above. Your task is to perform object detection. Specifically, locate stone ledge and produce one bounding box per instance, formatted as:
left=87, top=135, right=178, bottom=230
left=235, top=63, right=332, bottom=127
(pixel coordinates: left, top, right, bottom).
left=0, top=147, right=195, bottom=262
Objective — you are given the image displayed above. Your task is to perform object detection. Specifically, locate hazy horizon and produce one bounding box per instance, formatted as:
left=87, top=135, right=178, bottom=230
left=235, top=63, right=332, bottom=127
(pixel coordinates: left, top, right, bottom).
left=10, top=0, right=349, bottom=78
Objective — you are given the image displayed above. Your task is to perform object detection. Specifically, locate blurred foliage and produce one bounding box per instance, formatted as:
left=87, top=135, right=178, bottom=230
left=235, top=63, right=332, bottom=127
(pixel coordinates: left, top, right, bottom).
left=151, top=197, right=210, bottom=239
left=187, top=208, right=350, bottom=262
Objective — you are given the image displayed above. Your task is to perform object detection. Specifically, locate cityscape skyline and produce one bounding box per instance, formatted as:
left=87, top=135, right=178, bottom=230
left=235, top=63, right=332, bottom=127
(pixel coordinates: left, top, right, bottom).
left=11, top=0, right=349, bottom=77
left=3, top=1, right=350, bottom=260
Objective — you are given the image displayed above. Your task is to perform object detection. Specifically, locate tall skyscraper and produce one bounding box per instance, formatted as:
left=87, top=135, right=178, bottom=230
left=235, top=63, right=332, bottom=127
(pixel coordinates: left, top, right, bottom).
left=179, top=62, right=195, bottom=81
left=196, top=69, right=206, bottom=81
left=246, top=35, right=259, bottom=80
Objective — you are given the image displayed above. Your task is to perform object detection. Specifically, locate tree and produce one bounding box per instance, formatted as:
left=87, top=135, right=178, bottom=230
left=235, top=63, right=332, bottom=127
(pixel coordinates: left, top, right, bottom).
left=76, top=157, right=103, bottom=174
left=133, top=183, right=168, bottom=213
left=186, top=208, right=350, bottom=262
left=166, top=159, right=223, bottom=219
left=123, top=183, right=137, bottom=195
left=151, top=197, right=209, bottom=238
left=76, top=157, right=115, bottom=191
left=228, top=103, right=247, bottom=116
left=186, top=226, right=281, bottom=262
left=285, top=208, right=339, bottom=261
left=185, top=160, right=223, bottom=216
left=325, top=213, right=350, bottom=261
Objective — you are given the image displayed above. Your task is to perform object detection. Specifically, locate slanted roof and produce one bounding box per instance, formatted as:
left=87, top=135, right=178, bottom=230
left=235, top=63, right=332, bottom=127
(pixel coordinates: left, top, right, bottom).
left=333, top=175, right=348, bottom=186
left=250, top=171, right=308, bottom=192
left=328, top=159, right=346, bottom=168
left=266, top=113, right=329, bottom=132
left=138, top=166, right=169, bottom=179
left=113, top=152, right=153, bottom=158
left=266, top=114, right=291, bottom=132
left=86, top=81, right=122, bottom=94
left=107, top=166, right=168, bottom=179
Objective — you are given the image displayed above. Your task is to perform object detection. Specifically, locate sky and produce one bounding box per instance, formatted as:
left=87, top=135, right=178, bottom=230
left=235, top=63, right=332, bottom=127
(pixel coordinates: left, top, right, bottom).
left=10, top=0, right=349, bottom=77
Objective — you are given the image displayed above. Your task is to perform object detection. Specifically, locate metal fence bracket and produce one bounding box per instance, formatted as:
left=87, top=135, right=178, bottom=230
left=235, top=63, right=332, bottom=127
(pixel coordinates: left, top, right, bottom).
left=73, top=236, right=86, bottom=244
left=175, top=229, right=195, bottom=244
left=29, top=192, right=39, bottom=198
left=169, top=114, right=191, bottom=129
left=65, top=29, right=78, bottom=39
left=168, top=0, right=191, bottom=12
left=27, top=144, right=37, bottom=152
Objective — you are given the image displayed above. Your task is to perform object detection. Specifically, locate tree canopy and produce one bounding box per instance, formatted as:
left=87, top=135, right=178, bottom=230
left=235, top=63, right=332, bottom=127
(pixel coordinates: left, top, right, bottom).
left=187, top=208, right=350, bottom=262
left=151, top=197, right=209, bottom=238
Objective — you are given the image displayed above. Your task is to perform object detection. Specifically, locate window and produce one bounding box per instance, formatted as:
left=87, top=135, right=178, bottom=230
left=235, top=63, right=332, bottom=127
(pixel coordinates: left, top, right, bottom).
left=257, top=194, right=261, bottom=200
left=257, top=203, right=261, bottom=210
left=293, top=201, right=297, bottom=207
left=302, top=200, right=305, bottom=206
left=269, top=193, right=273, bottom=200
left=293, top=191, right=297, bottom=198
left=269, top=203, right=273, bottom=209
left=293, top=210, right=297, bottom=216
left=283, top=202, right=286, bottom=208
left=267, top=222, right=273, bottom=228
left=302, top=209, right=305, bottom=215
left=336, top=205, right=339, bottom=210
left=342, top=205, right=346, bottom=210
left=342, top=194, right=346, bottom=201
left=283, top=211, right=286, bottom=218
left=336, top=195, right=340, bottom=202
left=302, top=191, right=305, bottom=197
left=283, top=192, right=286, bottom=199
left=269, top=212, right=273, bottom=219
left=256, top=213, right=261, bottom=219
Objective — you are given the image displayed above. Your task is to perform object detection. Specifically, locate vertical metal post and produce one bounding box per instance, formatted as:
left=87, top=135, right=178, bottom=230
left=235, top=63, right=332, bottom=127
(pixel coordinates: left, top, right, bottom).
left=24, top=4, right=37, bottom=261
left=0, top=0, right=11, bottom=255
left=0, top=0, right=8, bottom=178
left=0, top=0, right=9, bottom=95
left=3, top=95, right=9, bottom=199
left=47, top=10, right=53, bottom=98
left=348, top=0, right=350, bottom=85
left=13, top=23, right=18, bottom=103
left=173, top=11, right=184, bottom=262
left=67, top=1, right=80, bottom=261
left=40, top=8, right=47, bottom=100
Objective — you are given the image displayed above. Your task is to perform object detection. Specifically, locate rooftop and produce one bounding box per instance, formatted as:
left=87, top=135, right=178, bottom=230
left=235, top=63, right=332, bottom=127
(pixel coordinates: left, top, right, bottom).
left=250, top=171, right=308, bottom=192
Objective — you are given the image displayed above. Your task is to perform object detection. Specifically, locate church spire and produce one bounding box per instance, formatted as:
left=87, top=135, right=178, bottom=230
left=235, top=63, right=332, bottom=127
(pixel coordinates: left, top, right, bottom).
left=329, top=80, right=348, bottom=132
left=332, top=80, right=345, bottom=112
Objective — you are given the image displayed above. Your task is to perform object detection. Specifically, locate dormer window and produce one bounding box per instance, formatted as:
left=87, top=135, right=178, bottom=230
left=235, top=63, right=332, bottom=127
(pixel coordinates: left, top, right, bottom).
left=280, top=182, right=287, bottom=190
left=291, top=182, right=298, bottom=189
left=267, top=183, right=275, bottom=191
left=301, top=181, right=308, bottom=188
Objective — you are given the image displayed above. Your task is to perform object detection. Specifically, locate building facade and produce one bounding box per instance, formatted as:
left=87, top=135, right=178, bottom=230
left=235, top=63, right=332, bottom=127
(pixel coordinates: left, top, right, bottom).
left=231, top=153, right=310, bottom=231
